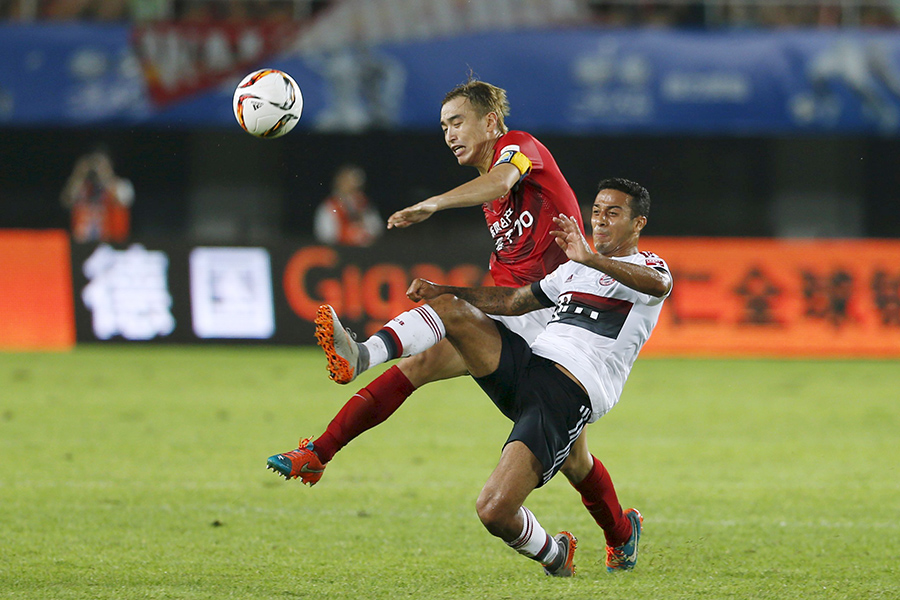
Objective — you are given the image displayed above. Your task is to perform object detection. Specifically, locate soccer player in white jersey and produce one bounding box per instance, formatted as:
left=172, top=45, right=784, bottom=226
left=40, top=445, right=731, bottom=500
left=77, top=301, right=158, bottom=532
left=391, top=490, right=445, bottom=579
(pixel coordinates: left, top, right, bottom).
left=277, top=178, right=672, bottom=576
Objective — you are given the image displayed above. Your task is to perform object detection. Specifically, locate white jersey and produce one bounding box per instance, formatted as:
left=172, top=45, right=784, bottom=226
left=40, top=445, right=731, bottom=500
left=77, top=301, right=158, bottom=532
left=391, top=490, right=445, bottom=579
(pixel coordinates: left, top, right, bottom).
left=489, top=308, right=554, bottom=346
left=530, top=251, right=671, bottom=423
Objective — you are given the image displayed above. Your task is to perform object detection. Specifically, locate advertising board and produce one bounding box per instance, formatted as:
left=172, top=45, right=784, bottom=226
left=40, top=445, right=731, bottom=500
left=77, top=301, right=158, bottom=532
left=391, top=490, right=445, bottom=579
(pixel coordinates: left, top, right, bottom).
left=66, top=237, right=900, bottom=357
left=0, top=230, right=74, bottom=350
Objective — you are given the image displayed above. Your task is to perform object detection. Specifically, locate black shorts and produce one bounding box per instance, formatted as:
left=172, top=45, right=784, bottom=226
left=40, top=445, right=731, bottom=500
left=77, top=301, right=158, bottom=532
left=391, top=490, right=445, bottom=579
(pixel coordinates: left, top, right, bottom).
left=473, top=322, right=592, bottom=487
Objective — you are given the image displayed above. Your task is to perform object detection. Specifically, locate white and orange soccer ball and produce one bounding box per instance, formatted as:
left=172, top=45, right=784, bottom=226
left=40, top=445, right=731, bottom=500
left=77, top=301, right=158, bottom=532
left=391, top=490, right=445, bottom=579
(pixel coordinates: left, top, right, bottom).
left=233, top=69, right=303, bottom=138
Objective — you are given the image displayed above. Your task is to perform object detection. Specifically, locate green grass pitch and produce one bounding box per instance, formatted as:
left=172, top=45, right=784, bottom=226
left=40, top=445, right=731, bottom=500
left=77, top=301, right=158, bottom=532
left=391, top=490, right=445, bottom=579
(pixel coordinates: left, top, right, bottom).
left=1, top=347, right=898, bottom=599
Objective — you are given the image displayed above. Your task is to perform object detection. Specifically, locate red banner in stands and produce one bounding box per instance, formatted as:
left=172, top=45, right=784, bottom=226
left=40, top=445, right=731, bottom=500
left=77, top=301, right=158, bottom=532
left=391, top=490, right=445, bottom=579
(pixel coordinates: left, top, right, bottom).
left=134, top=21, right=301, bottom=106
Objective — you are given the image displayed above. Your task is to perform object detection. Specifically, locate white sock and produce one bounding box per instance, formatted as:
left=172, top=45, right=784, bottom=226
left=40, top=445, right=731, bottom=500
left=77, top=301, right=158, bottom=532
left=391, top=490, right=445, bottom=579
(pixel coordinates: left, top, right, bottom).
left=361, top=335, right=389, bottom=368
left=507, top=507, right=560, bottom=566
left=367, top=305, right=445, bottom=368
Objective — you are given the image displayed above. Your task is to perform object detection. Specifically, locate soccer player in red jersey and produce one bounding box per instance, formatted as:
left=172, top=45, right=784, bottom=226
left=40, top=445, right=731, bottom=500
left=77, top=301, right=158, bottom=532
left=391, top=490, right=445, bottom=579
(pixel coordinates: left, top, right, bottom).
left=273, top=78, right=583, bottom=464
left=269, top=82, right=638, bottom=561
left=389, top=92, right=577, bottom=289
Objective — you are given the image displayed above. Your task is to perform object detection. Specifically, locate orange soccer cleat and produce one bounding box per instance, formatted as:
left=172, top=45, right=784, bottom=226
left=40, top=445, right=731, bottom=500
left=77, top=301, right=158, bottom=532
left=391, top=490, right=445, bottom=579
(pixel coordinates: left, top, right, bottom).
left=266, top=438, right=326, bottom=486
left=314, top=304, right=363, bottom=384
left=544, top=531, right=578, bottom=577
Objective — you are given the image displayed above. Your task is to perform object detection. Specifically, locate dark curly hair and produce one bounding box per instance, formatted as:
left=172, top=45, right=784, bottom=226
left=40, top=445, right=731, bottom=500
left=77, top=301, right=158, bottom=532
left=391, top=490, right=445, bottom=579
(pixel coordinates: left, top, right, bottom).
left=597, top=178, right=651, bottom=219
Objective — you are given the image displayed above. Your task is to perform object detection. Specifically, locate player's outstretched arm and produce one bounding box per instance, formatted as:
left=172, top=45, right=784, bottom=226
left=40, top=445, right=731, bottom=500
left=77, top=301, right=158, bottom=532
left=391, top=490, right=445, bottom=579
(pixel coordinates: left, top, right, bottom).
left=387, top=163, right=521, bottom=229
left=406, top=278, right=543, bottom=316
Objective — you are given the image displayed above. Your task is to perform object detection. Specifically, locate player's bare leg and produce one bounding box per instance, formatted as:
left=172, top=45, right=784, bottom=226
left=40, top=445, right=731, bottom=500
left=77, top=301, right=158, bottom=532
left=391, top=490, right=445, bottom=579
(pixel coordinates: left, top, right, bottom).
left=395, top=338, right=468, bottom=388
left=560, top=430, right=594, bottom=483
left=477, top=441, right=577, bottom=577
left=426, top=294, right=504, bottom=377
left=426, top=296, right=577, bottom=576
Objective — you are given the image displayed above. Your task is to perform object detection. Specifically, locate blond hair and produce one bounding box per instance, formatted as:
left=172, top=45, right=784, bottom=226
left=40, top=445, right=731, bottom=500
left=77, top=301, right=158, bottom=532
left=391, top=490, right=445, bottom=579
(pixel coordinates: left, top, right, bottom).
left=443, top=79, right=510, bottom=134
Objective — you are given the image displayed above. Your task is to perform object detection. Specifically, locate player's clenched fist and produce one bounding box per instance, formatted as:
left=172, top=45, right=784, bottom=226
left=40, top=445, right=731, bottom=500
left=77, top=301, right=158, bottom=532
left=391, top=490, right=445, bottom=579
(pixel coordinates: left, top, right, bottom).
left=406, top=278, right=443, bottom=302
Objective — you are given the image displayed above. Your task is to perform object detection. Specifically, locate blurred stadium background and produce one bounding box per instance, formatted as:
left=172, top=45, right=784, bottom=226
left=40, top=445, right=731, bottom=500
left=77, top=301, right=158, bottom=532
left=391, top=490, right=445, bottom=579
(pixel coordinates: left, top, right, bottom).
left=1, top=0, right=899, bottom=354
left=2, top=4, right=899, bottom=599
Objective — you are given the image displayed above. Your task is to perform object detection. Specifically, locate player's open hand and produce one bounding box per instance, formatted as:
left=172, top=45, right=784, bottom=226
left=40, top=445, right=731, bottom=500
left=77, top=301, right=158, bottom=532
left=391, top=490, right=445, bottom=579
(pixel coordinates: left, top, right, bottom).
left=406, top=278, right=442, bottom=302
left=387, top=200, right=437, bottom=229
left=551, top=214, right=596, bottom=263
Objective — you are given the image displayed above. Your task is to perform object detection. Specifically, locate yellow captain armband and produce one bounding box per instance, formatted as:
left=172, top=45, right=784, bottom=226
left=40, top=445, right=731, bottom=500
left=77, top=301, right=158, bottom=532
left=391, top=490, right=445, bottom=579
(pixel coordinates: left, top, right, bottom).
left=508, top=151, right=532, bottom=176
left=494, top=147, right=533, bottom=179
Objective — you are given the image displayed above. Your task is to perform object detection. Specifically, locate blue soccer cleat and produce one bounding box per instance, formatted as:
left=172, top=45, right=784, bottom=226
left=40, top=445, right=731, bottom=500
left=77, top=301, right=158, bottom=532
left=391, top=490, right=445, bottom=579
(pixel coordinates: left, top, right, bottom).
left=266, top=438, right=326, bottom=486
left=606, top=508, right=642, bottom=572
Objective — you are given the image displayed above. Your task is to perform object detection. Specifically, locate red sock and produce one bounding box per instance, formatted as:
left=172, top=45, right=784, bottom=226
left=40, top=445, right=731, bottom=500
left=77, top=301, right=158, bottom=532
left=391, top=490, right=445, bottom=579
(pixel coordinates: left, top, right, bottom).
left=312, top=365, right=417, bottom=463
left=570, top=455, right=632, bottom=547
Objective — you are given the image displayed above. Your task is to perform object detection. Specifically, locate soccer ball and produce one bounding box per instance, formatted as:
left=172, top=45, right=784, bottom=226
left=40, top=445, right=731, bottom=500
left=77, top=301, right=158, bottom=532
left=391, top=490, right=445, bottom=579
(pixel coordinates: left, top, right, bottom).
left=233, top=69, right=303, bottom=138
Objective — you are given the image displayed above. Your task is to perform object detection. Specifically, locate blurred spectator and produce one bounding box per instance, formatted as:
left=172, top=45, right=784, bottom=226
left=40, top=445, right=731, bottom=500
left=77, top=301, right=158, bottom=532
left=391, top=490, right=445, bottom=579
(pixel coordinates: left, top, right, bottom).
left=313, top=164, right=383, bottom=247
left=171, top=0, right=326, bottom=22
left=1, top=1, right=896, bottom=28
left=589, top=1, right=705, bottom=27
left=0, top=0, right=328, bottom=21
left=130, top=0, right=171, bottom=21
left=61, top=147, right=134, bottom=243
left=585, top=1, right=898, bottom=28
left=0, top=0, right=129, bottom=20
left=43, top=0, right=129, bottom=20
left=703, top=0, right=899, bottom=28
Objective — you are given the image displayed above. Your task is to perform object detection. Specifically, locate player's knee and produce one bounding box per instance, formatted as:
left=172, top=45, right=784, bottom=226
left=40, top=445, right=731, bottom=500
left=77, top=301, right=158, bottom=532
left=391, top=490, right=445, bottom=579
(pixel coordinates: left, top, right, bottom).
left=475, top=491, right=517, bottom=537
left=426, top=293, right=456, bottom=313
left=428, top=294, right=474, bottom=333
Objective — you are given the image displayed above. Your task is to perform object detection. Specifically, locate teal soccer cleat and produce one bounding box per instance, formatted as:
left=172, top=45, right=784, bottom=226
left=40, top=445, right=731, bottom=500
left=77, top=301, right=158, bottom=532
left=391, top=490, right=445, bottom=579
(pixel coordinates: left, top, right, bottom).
left=266, top=438, right=326, bottom=486
left=606, top=508, right=642, bottom=572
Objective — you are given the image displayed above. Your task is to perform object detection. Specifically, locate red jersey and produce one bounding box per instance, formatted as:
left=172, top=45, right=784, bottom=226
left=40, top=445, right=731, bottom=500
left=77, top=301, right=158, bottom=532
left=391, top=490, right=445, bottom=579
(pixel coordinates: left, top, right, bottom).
left=483, top=130, right=584, bottom=287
